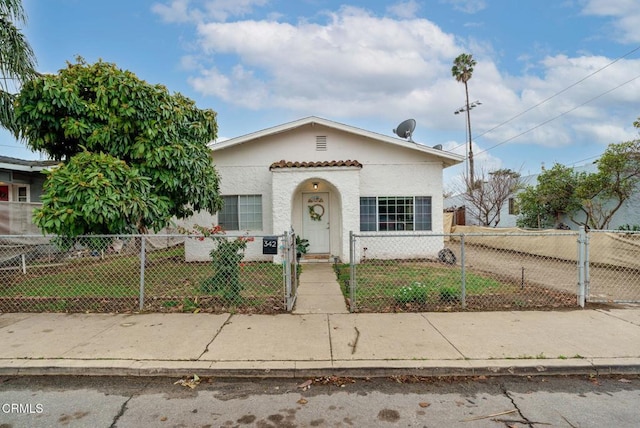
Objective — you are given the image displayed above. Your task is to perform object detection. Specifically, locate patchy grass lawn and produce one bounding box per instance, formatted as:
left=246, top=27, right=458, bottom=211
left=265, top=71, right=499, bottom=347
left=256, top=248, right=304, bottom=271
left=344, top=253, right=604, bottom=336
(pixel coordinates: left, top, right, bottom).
left=0, top=246, right=286, bottom=313
left=334, top=260, right=576, bottom=312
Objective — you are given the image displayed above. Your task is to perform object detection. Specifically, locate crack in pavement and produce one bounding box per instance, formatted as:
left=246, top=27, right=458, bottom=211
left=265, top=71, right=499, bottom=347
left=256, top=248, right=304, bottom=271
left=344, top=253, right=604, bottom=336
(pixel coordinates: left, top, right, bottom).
left=197, top=313, right=233, bottom=360
left=109, top=378, right=152, bottom=428
left=109, top=394, right=133, bottom=428
left=500, top=383, right=535, bottom=427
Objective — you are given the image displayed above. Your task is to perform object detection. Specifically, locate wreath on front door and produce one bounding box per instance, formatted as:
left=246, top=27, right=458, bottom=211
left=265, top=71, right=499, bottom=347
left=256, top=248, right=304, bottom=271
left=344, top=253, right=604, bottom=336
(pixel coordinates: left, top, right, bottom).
left=308, top=204, right=324, bottom=221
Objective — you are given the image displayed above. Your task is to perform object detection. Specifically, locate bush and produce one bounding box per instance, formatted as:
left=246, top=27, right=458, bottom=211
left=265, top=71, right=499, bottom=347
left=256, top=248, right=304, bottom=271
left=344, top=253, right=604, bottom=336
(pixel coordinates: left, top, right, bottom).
left=189, top=225, right=253, bottom=305
left=618, top=224, right=640, bottom=232
left=201, top=237, right=249, bottom=304
left=438, top=286, right=460, bottom=303
left=393, top=282, right=429, bottom=304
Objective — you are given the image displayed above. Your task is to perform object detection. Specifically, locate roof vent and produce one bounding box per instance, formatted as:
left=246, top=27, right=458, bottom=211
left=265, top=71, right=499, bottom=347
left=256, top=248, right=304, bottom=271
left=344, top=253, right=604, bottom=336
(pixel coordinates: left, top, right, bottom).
left=316, top=136, right=327, bottom=151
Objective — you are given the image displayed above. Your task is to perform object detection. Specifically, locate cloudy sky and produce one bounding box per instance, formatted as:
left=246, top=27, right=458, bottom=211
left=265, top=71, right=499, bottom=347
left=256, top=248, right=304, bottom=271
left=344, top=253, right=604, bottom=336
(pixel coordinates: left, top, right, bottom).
left=4, top=0, right=640, bottom=187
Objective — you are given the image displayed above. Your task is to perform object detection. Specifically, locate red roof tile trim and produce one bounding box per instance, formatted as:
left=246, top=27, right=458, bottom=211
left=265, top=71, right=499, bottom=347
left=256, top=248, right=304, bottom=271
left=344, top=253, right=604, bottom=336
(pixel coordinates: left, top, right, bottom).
left=269, top=160, right=363, bottom=170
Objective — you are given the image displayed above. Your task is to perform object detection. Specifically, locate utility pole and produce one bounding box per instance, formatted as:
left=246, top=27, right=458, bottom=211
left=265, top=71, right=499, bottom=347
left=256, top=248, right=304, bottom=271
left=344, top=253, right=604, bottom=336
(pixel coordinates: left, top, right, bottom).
left=454, top=100, right=481, bottom=185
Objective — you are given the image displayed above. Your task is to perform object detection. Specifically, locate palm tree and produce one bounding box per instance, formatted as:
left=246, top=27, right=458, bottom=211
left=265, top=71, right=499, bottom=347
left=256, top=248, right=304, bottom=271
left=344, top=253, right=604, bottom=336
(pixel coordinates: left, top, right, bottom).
left=451, top=53, right=477, bottom=186
left=0, top=0, right=37, bottom=137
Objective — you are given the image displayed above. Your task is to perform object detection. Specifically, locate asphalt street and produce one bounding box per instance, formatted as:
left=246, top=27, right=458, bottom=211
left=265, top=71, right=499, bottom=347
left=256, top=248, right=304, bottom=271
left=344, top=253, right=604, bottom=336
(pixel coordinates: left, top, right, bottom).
left=1, top=375, right=640, bottom=427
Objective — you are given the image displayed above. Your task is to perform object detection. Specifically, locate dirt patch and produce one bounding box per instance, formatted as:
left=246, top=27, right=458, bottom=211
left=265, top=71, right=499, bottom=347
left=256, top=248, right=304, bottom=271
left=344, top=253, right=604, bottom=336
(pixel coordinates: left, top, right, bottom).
left=0, top=295, right=286, bottom=314
left=352, top=285, right=578, bottom=313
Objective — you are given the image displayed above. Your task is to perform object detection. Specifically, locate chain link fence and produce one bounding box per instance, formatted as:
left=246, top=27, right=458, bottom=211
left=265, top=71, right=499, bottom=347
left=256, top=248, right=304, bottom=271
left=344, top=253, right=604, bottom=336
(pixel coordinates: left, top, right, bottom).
left=3, top=229, right=637, bottom=313
left=347, top=231, right=585, bottom=312
left=0, top=233, right=295, bottom=313
left=586, top=229, right=640, bottom=303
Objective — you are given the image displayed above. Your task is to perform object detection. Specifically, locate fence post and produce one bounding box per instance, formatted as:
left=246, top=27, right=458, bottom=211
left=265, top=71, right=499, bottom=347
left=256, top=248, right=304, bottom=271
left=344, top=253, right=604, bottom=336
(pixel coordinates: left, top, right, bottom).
left=577, top=226, right=586, bottom=308
left=139, top=236, right=146, bottom=311
left=284, top=231, right=293, bottom=311
left=21, top=253, right=26, bottom=274
left=585, top=229, right=590, bottom=302
left=349, top=231, right=356, bottom=312
left=460, top=234, right=466, bottom=309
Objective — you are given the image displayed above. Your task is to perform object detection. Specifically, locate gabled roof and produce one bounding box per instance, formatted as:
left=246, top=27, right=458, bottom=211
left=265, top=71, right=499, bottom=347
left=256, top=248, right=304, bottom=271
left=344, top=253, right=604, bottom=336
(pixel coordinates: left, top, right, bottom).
left=208, top=116, right=463, bottom=168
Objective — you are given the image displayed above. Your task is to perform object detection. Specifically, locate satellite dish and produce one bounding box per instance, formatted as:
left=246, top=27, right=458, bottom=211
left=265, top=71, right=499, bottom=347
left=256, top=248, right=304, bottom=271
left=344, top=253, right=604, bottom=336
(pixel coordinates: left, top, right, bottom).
left=393, top=119, right=416, bottom=142
left=433, top=144, right=442, bottom=150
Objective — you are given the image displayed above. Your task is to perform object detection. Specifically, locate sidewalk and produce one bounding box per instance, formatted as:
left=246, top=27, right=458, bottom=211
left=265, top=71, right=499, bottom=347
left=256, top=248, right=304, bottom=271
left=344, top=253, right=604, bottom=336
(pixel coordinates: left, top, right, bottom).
left=2, top=263, right=640, bottom=379
left=1, top=308, right=640, bottom=378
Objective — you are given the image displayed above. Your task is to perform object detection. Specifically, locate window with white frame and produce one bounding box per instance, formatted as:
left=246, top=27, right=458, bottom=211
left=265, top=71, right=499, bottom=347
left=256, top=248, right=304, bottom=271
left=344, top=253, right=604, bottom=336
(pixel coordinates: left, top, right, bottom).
left=218, top=195, right=263, bottom=230
left=359, top=196, right=432, bottom=231
left=13, top=185, right=29, bottom=202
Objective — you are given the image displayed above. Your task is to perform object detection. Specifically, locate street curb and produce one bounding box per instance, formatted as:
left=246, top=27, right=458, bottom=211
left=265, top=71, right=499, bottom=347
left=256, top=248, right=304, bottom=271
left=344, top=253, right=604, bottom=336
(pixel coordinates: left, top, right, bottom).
left=2, top=359, right=640, bottom=379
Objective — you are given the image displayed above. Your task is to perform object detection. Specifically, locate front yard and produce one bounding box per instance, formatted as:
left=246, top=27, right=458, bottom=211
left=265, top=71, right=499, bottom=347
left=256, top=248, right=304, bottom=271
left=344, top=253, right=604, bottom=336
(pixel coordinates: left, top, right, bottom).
left=0, top=246, right=286, bottom=313
left=334, top=259, right=577, bottom=312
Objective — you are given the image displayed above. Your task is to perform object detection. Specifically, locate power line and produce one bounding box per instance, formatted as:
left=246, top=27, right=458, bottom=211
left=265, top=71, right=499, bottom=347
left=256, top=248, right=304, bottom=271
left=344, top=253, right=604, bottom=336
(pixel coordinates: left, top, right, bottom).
left=475, top=45, right=640, bottom=142
left=451, top=45, right=640, bottom=154
left=566, top=154, right=601, bottom=166
left=475, top=72, right=640, bottom=156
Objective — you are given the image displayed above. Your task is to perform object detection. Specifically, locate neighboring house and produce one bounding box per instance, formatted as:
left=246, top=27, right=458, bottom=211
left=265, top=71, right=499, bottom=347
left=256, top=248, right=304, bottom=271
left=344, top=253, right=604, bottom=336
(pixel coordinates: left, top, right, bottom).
left=0, top=156, right=57, bottom=234
left=444, top=163, right=640, bottom=230
left=184, top=116, right=463, bottom=261
left=444, top=173, right=536, bottom=228
left=499, top=163, right=640, bottom=230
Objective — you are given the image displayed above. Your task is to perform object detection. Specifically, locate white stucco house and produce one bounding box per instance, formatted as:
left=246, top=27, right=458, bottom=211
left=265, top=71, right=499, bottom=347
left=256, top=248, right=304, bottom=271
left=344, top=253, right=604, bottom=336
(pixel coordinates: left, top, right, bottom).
left=183, top=116, right=463, bottom=262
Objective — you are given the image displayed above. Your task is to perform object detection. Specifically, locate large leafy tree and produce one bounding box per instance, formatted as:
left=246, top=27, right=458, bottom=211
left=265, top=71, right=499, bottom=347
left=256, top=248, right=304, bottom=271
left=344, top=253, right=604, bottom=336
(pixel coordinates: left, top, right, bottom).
left=575, top=139, right=640, bottom=229
left=0, top=0, right=37, bottom=135
left=34, top=150, right=170, bottom=236
left=517, top=138, right=640, bottom=229
left=15, top=59, right=223, bottom=235
left=516, top=164, right=581, bottom=229
left=452, top=53, right=477, bottom=184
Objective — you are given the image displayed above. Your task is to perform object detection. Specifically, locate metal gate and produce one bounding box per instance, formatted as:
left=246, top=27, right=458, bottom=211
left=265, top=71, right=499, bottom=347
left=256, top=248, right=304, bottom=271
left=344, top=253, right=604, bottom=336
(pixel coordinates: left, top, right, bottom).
left=586, top=230, right=640, bottom=304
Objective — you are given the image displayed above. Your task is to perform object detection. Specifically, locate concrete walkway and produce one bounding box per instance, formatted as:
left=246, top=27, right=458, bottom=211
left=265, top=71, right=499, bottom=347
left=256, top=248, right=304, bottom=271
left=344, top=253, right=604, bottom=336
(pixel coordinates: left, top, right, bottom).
left=1, top=308, right=640, bottom=378
left=293, top=263, right=349, bottom=314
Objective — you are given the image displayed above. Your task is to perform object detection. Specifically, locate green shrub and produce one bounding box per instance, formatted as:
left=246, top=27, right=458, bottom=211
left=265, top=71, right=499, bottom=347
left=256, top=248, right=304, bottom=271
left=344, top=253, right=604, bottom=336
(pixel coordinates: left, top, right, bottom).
left=393, top=282, right=429, bottom=304
left=188, top=225, right=253, bottom=305
left=201, top=237, right=250, bottom=304
left=438, top=286, right=460, bottom=303
left=618, top=224, right=640, bottom=232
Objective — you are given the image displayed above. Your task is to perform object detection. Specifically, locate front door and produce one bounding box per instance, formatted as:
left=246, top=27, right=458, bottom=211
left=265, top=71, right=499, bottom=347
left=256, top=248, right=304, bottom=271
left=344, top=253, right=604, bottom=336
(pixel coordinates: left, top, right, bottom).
left=302, top=192, right=330, bottom=253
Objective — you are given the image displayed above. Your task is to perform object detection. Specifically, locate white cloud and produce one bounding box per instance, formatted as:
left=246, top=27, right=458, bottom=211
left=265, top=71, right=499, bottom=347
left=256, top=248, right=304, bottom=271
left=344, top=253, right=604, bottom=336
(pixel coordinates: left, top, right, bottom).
left=441, top=0, right=487, bottom=14
left=575, top=123, right=638, bottom=145
left=202, top=0, right=269, bottom=22
left=581, top=0, right=640, bottom=43
left=161, top=3, right=639, bottom=163
left=191, top=7, right=458, bottom=121
left=152, top=0, right=268, bottom=23
left=152, top=0, right=200, bottom=23
left=179, top=55, right=201, bottom=70
left=387, top=0, right=421, bottom=19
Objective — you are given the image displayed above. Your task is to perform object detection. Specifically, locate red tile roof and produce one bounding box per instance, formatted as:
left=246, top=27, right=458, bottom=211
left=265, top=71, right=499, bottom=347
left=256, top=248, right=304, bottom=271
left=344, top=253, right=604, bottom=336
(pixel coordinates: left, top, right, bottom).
left=269, top=160, right=363, bottom=170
